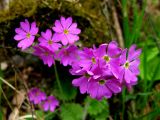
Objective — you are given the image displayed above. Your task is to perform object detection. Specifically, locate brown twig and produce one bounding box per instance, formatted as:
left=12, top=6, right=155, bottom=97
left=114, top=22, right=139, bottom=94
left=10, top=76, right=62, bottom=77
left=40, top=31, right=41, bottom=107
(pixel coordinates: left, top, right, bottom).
left=111, top=1, right=124, bottom=48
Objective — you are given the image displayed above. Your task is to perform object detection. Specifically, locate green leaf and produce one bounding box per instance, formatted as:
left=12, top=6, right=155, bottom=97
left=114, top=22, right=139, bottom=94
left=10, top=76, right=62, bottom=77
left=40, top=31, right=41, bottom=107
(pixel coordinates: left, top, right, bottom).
left=0, top=68, right=3, bottom=120
left=94, top=109, right=109, bottom=120
left=35, top=110, right=44, bottom=119
left=44, top=112, right=56, bottom=120
left=85, top=97, right=108, bottom=115
left=53, top=79, right=77, bottom=101
left=0, top=111, right=2, bottom=120
left=60, top=103, right=83, bottom=120
left=139, top=46, right=160, bottom=81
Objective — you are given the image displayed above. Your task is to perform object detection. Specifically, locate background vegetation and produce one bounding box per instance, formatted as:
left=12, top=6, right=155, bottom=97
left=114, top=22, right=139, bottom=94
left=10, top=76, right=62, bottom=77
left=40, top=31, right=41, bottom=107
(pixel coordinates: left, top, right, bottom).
left=0, top=0, right=160, bottom=120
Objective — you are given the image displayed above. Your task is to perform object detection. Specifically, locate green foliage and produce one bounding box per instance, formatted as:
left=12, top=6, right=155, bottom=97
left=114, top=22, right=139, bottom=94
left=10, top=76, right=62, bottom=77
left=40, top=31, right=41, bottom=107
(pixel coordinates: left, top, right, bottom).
left=139, top=42, right=160, bottom=81
left=85, top=97, right=108, bottom=116
left=94, top=109, right=109, bottom=120
left=122, top=0, right=146, bottom=48
left=53, top=79, right=77, bottom=101
left=1, top=0, right=160, bottom=119
left=60, top=103, right=83, bottom=120
left=35, top=110, right=45, bottom=120
left=44, top=112, right=57, bottom=120
left=0, top=69, right=3, bottom=120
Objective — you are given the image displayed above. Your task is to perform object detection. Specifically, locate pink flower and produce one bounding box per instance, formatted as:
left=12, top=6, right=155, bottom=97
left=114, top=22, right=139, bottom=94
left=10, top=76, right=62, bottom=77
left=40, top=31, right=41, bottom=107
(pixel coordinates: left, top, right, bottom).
left=118, top=45, right=141, bottom=84
left=33, top=45, right=55, bottom=67
left=94, top=41, right=121, bottom=78
left=87, top=77, right=121, bottom=100
left=57, top=45, right=80, bottom=66
left=72, top=63, right=121, bottom=100
left=28, top=88, right=46, bottom=105
left=52, top=17, right=81, bottom=45
left=38, top=29, right=61, bottom=52
left=14, top=19, right=38, bottom=50
left=41, top=96, right=59, bottom=112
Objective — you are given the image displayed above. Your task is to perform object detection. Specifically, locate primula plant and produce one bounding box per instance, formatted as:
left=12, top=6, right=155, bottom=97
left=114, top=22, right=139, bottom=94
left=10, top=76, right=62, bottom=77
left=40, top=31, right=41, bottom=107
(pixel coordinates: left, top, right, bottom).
left=13, top=16, right=141, bottom=117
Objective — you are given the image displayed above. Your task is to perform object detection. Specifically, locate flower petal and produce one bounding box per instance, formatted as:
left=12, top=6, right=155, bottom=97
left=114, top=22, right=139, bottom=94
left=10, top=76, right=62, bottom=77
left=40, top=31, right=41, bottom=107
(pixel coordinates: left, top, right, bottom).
left=65, top=17, right=72, bottom=29
left=20, top=19, right=30, bottom=32
left=67, top=34, right=79, bottom=44
left=106, top=79, right=121, bottom=93
left=30, top=22, right=38, bottom=35
left=60, top=16, right=66, bottom=28
left=120, top=49, right=127, bottom=65
left=72, top=76, right=88, bottom=94
left=107, top=41, right=121, bottom=57
left=41, top=29, right=52, bottom=40
left=15, top=28, right=26, bottom=35
left=14, top=34, right=26, bottom=41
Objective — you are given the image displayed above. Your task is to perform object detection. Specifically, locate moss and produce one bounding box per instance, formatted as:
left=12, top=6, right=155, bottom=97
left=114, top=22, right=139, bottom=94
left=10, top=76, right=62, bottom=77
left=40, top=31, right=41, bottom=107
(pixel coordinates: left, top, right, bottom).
left=0, top=0, right=38, bottom=22
left=0, top=0, right=113, bottom=48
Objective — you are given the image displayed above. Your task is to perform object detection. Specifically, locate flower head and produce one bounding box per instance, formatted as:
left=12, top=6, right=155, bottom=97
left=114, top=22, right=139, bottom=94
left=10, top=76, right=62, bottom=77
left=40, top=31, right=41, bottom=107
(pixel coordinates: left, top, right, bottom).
left=38, top=29, right=61, bottom=52
left=87, top=77, right=121, bottom=100
left=14, top=19, right=38, bottom=50
left=33, top=45, right=55, bottom=67
left=57, top=45, right=80, bottom=66
left=41, top=96, right=59, bottom=112
left=119, top=45, right=141, bottom=84
left=77, top=47, right=96, bottom=70
left=72, top=62, right=122, bottom=100
left=28, top=88, right=46, bottom=104
left=52, top=17, right=81, bottom=45
left=94, top=41, right=121, bottom=78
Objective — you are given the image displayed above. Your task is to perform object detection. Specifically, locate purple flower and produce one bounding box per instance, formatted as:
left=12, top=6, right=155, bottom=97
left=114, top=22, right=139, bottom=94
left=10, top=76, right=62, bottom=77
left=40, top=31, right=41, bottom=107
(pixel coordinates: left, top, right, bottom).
left=72, top=62, right=121, bottom=100
left=72, top=69, right=93, bottom=94
left=119, top=45, right=141, bottom=84
left=87, top=77, right=121, bottom=100
left=41, top=96, right=59, bottom=112
left=52, top=17, right=81, bottom=45
left=38, top=29, right=62, bottom=52
left=77, top=47, right=96, bottom=70
left=76, top=41, right=121, bottom=73
left=94, top=41, right=121, bottom=78
left=28, top=88, right=46, bottom=105
left=14, top=19, right=38, bottom=50
left=33, top=45, right=55, bottom=67
left=57, top=45, right=80, bottom=66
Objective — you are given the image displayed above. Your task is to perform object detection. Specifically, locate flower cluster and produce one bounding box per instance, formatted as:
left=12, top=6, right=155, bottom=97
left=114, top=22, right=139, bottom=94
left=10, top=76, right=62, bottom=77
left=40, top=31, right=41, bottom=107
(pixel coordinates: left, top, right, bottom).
left=14, top=17, right=141, bottom=103
left=70, top=42, right=141, bottom=100
left=14, top=17, right=81, bottom=67
left=28, top=88, right=59, bottom=112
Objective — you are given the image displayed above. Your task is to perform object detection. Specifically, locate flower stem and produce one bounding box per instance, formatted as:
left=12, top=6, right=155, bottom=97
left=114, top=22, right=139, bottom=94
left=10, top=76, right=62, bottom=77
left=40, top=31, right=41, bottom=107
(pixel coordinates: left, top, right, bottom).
left=122, top=88, right=126, bottom=120
left=54, top=63, right=63, bottom=96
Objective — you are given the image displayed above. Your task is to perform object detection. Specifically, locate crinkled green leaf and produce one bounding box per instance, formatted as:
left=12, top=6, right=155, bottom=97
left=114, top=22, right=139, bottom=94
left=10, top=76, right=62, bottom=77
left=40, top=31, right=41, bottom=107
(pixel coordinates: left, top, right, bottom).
left=85, top=97, right=108, bottom=115
left=60, top=103, right=83, bottom=120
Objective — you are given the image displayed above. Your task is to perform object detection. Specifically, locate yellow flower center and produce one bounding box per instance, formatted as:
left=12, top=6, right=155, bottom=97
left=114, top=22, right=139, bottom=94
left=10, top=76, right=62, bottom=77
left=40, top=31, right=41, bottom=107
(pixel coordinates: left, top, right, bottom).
left=64, top=50, right=69, bottom=56
left=48, top=40, right=53, bottom=45
left=91, top=57, right=96, bottom=64
left=103, top=55, right=110, bottom=62
left=26, top=33, right=31, bottom=38
left=98, top=79, right=106, bottom=85
left=124, top=62, right=130, bottom=69
left=64, top=29, right=69, bottom=35
left=44, top=52, right=49, bottom=56
left=84, top=73, right=90, bottom=78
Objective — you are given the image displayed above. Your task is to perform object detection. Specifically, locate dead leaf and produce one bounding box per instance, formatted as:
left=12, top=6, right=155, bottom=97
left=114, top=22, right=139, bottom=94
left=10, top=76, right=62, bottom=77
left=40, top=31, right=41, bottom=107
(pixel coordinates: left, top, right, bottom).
left=8, top=107, right=19, bottom=120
